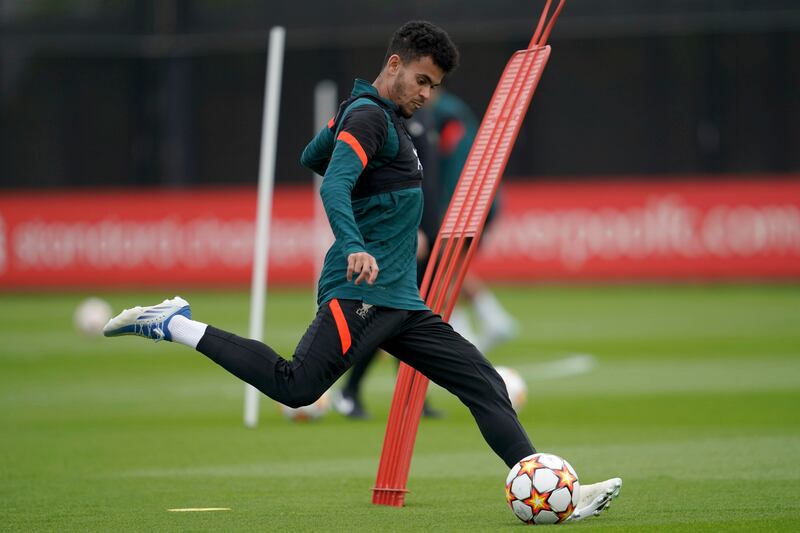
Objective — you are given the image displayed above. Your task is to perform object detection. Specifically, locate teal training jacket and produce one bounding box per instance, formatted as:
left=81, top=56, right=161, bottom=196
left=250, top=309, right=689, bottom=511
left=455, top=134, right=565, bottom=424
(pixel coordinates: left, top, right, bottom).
left=300, top=79, right=428, bottom=311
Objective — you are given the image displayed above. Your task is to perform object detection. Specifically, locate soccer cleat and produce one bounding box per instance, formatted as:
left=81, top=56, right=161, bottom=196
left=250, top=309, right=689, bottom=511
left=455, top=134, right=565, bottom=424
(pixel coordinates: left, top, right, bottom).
left=333, top=390, right=370, bottom=420
left=568, top=477, right=622, bottom=521
left=103, top=296, right=191, bottom=342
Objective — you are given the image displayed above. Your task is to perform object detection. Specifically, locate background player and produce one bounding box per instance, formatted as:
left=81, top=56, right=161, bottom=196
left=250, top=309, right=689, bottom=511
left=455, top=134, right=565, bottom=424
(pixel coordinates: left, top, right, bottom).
left=428, top=88, right=518, bottom=353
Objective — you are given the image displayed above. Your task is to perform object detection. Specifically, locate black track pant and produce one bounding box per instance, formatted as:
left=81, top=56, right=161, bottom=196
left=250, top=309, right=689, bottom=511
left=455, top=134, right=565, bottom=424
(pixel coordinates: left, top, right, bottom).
left=196, top=298, right=535, bottom=467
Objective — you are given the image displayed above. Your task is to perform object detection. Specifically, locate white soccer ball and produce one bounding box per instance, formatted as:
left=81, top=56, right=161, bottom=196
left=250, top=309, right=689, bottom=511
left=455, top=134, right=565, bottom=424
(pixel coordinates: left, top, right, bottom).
left=496, top=366, right=527, bottom=413
left=74, top=297, right=113, bottom=337
left=278, top=391, right=331, bottom=422
left=505, top=452, right=580, bottom=525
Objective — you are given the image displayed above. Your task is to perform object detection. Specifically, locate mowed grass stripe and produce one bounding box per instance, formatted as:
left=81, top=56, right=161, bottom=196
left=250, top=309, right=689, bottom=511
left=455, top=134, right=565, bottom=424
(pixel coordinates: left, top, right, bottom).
left=115, top=432, right=798, bottom=481
left=4, top=353, right=798, bottom=406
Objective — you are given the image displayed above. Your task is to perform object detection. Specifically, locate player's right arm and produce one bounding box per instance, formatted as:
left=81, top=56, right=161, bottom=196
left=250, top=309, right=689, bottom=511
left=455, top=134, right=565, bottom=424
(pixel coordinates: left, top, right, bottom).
left=317, top=103, right=388, bottom=285
left=300, top=124, right=335, bottom=176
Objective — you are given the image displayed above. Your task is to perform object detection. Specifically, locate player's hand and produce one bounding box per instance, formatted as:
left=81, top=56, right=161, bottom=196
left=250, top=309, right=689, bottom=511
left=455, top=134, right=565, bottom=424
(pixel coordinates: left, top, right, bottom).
left=347, top=252, right=379, bottom=285
left=416, top=229, right=430, bottom=261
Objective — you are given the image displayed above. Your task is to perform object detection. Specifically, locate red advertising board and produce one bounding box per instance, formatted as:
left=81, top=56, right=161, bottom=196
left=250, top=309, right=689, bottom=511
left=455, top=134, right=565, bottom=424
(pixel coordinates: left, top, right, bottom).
left=480, top=179, right=800, bottom=280
left=1, top=178, right=799, bottom=289
left=0, top=187, right=320, bottom=288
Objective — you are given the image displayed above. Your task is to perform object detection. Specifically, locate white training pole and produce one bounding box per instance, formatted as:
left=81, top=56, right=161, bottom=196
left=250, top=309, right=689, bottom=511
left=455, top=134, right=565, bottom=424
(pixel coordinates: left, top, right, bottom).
left=244, top=26, right=286, bottom=428
left=312, top=80, right=338, bottom=303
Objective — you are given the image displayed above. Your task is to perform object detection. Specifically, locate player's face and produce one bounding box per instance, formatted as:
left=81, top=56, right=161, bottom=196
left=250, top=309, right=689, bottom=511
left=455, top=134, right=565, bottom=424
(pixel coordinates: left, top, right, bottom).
left=389, top=55, right=445, bottom=118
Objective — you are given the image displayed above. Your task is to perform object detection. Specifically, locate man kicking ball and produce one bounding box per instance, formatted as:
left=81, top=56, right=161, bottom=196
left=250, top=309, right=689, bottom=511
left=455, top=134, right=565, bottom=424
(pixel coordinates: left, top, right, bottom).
left=104, top=20, right=621, bottom=520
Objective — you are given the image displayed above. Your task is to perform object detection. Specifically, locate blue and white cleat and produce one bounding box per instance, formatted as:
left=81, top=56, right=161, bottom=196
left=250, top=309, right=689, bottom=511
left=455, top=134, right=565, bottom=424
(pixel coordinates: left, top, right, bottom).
left=103, top=296, right=191, bottom=342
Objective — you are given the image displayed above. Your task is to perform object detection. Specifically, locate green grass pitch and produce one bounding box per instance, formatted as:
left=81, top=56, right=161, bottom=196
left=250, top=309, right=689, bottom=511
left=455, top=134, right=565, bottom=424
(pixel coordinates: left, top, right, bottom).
left=1, top=284, right=799, bottom=531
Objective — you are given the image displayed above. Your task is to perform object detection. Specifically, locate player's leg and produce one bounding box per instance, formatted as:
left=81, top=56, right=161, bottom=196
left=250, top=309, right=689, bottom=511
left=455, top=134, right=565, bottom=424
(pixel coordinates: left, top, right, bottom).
left=464, top=274, right=518, bottom=352
left=462, top=206, right=518, bottom=353
left=197, top=299, right=401, bottom=407
left=381, top=310, right=622, bottom=519
left=335, top=347, right=379, bottom=418
left=104, top=296, right=398, bottom=408
left=381, top=310, right=534, bottom=467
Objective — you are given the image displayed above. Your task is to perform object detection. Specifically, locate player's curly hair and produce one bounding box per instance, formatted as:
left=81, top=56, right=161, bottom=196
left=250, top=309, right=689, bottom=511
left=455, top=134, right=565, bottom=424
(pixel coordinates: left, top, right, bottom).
left=384, top=20, right=459, bottom=74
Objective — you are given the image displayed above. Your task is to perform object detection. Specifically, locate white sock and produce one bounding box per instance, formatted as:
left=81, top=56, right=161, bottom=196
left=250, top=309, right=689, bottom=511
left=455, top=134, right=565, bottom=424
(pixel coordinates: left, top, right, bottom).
left=473, top=289, right=515, bottom=330
left=448, top=306, right=482, bottom=350
left=168, top=315, right=208, bottom=348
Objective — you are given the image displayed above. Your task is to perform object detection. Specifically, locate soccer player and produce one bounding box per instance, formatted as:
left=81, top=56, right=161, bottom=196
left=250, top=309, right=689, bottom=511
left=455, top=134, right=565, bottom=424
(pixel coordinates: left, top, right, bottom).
left=104, top=20, right=620, bottom=520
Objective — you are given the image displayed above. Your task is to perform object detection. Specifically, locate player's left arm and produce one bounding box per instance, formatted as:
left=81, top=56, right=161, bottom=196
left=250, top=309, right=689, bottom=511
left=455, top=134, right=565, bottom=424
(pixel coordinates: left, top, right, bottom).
left=319, top=104, right=388, bottom=285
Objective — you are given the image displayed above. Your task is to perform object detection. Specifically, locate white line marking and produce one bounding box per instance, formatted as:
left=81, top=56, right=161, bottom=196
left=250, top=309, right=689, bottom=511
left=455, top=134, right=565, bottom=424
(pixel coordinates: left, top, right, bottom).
left=167, top=508, right=231, bottom=512
left=519, top=353, right=597, bottom=381
left=352, top=353, right=599, bottom=393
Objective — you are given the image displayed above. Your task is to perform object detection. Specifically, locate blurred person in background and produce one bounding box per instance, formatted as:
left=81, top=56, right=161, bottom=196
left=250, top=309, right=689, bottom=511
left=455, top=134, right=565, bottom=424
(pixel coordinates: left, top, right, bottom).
left=428, top=88, right=518, bottom=353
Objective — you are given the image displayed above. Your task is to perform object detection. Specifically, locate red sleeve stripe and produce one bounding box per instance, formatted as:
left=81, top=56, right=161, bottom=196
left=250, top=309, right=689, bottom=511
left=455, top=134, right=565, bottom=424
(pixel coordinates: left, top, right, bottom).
left=328, top=299, right=351, bottom=355
left=337, top=131, right=368, bottom=168
left=327, top=117, right=335, bottom=129
left=439, top=119, right=466, bottom=156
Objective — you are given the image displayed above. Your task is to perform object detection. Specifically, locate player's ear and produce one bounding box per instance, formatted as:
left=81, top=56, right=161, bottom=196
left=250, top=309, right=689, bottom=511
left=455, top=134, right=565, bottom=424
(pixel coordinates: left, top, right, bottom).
left=385, top=54, right=402, bottom=75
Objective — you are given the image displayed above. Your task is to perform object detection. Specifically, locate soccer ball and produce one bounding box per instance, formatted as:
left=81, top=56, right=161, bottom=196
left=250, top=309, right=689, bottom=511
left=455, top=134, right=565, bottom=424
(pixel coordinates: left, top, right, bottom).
left=74, top=297, right=113, bottom=337
left=505, top=452, right=580, bottom=524
left=278, top=391, right=331, bottom=422
left=496, top=366, right=527, bottom=413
